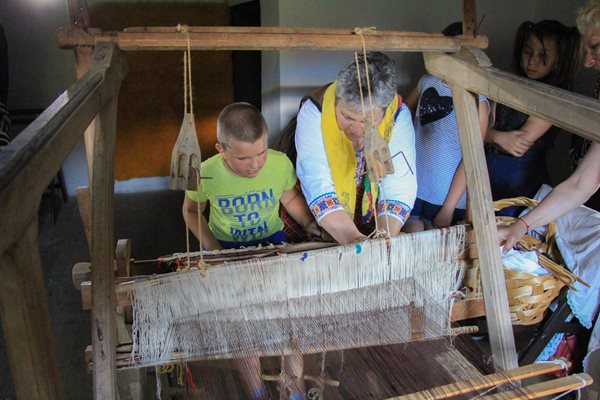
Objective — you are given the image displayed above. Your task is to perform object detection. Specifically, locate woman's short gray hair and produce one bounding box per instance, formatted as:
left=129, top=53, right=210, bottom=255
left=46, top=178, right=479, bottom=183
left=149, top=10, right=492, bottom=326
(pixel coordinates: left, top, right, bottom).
left=335, top=52, right=398, bottom=111
left=577, top=0, right=600, bottom=35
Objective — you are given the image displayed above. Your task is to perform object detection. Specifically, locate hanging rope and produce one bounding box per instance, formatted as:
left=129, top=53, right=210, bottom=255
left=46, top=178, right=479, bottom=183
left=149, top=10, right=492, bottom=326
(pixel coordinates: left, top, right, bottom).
left=178, top=24, right=194, bottom=115
left=176, top=24, right=205, bottom=274
left=307, top=352, right=328, bottom=400
left=194, top=167, right=207, bottom=277
left=278, top=355, right=294, bottom=400
left=155, top=364, right=175, bottom=399
left=353, top=27, right=392, bottom=238
left=354, top=52, right=366, bottom=119
left=354, top=27, right=376, bottom=122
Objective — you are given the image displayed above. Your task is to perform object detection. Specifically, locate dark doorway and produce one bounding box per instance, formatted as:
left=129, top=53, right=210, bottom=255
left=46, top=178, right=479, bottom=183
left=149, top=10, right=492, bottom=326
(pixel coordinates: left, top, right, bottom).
left=230, top=0, right=262, bottom=108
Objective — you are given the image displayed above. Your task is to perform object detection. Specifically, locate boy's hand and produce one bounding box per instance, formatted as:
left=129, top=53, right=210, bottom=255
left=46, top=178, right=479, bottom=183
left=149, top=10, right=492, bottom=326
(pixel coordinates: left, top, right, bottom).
left=304, top=221, right=322, bottom=238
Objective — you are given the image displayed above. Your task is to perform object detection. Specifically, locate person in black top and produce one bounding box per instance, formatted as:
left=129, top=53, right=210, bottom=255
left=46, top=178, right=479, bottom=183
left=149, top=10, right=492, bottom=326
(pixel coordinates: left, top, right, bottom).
left=485, top=20, right=581, bottom=216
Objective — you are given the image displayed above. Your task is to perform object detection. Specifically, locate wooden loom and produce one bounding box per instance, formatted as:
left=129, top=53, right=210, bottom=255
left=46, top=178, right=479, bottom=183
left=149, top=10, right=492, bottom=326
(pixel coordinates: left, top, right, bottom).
left=75, top=236, right=587, bottom=399
left=1, top=0, right=600, bottom=397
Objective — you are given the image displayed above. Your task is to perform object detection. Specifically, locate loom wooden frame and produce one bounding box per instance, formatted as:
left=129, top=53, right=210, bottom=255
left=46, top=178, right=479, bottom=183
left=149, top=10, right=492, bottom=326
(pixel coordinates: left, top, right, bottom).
left=1, top=0, right=599, bottom=398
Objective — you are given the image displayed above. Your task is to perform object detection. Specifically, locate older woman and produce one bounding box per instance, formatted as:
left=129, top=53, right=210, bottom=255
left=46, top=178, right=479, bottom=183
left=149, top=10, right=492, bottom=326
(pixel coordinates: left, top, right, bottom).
left=498, top=1, right=600, bottom=252
left=295, top=52, right=416, bottom=244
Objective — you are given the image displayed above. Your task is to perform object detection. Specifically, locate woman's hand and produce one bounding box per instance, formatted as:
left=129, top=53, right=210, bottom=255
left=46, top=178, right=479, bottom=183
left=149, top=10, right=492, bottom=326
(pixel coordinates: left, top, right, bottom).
left=319, top=210, right=367, bottom=245
left=494, top=130, right=534, bottom=157
left=497, top=222, right=528, bottom=253
left=304, top=220, right=322, bottom=238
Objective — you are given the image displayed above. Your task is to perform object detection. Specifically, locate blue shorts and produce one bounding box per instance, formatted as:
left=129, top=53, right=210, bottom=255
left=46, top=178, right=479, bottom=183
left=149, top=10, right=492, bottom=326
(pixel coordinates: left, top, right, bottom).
left=217, top=230, right=288, bottom=249
left=409, top=197, right=466, bottom=225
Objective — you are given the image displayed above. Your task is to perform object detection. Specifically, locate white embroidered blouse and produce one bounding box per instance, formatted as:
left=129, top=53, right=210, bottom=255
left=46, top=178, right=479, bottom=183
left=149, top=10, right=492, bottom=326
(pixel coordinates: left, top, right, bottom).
left=295, top=99, right=417, bottom=224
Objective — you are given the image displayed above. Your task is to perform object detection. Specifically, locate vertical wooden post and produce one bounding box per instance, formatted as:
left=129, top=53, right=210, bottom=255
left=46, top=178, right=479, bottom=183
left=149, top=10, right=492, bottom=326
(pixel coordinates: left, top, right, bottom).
left=0, top=217, right=64, bottom=399
left=451, top=85, right=518, bottom=371
left=66, top=0, right=90, bottom=28
left=89, top=43, right=126, bottom=399
left=76, top=186, right=92, bottom=249
left=67, top=0, right=95, bottom=255
left=91, top=91, right=118, bottom=400
left=67, top=0, right=95, bottom=182
left=462, top=0, right=477, bottom=36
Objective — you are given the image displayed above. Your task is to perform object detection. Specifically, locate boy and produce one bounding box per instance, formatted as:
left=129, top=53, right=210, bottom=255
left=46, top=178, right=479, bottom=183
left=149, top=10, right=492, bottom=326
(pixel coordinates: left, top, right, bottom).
left=182, top=102, right=316, bottom=400
left=183, top=102, right=320, bottom=250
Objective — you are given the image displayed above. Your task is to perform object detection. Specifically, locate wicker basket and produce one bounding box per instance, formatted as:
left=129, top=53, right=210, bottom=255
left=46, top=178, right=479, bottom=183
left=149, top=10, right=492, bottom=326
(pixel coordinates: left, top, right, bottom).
left=493, top=197, right=566, bottom=325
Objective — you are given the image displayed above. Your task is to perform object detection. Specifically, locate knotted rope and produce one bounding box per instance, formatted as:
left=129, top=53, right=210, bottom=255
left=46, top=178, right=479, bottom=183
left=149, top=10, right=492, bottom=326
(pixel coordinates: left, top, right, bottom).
left=176, top=24, right=206, bottom=275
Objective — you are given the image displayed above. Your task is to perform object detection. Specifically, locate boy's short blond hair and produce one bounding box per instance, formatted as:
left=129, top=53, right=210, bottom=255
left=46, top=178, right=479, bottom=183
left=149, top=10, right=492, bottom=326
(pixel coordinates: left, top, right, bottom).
left=577, top=0, right=600, bottom=35
left=217, top=102, right=267, bottom=148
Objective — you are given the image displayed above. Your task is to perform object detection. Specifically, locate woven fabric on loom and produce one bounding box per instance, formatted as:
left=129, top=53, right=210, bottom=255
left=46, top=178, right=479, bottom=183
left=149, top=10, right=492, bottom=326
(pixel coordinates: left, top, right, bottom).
left=128, top=226, right=466, bottom=368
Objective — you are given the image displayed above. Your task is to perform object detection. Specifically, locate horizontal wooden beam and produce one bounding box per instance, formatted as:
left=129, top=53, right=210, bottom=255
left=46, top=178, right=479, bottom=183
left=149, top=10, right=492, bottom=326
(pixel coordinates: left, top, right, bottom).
left=391, top=360, right=570, bottom=400
left=0, top=76, right=103, bottom=253
left=425, top=51, right=600, bottom=143
left=479, top=373, right=592, bottom=399
left=0, top=43, right=127, bottom=253
left=56, top=26, right=488, bottom=52
left=85, top=326, right=479, bottom=370
left=124, top=26, right=459, bottom=36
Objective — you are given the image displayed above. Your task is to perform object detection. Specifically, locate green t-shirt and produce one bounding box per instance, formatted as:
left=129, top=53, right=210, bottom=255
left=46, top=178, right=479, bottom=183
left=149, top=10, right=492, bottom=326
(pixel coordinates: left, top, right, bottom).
left=186, top=149, right=296, bottom=244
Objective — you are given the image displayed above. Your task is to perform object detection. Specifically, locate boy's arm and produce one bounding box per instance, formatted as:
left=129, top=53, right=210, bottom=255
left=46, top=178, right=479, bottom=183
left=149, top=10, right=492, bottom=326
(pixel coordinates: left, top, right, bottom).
left=434, top=100, right=490, bottom=227
left=182, top=195, right=222, bottom=250
left=280, top=186, right=321, bottom=237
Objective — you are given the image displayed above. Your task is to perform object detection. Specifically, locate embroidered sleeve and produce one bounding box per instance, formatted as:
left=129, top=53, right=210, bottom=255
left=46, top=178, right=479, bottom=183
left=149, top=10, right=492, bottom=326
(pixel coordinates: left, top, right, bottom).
left=308, top=192, right=343, bottom=221
left=295, top=100, right=344, bottom=222
left=378, top=103, right=417, bottom=223
left=376, top=199, right=412, bottom=225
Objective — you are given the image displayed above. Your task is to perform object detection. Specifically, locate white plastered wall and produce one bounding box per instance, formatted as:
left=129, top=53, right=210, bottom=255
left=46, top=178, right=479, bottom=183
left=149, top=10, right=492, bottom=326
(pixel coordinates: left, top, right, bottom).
left=260, top=0, right=592, bottom=135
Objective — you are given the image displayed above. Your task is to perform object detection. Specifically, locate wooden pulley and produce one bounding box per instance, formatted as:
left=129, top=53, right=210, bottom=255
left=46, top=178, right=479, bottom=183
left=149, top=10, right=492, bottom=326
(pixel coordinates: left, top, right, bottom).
left=363, top=119, right=394, bottom=186
left=169, top=112, right=202, bottom=190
